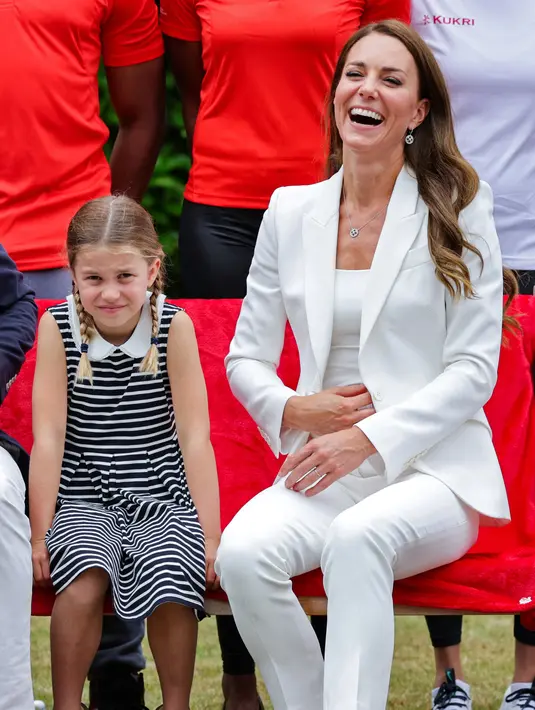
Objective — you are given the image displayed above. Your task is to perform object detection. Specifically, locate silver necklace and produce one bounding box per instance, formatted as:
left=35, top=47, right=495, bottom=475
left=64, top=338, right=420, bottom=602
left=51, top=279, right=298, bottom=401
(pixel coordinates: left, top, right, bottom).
left=343, top=188, right=388, bottom=239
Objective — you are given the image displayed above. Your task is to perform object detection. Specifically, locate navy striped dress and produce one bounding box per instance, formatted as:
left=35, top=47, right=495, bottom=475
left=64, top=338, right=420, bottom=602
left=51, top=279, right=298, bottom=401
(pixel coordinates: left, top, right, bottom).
left=45, top=295, right=206, bottom=620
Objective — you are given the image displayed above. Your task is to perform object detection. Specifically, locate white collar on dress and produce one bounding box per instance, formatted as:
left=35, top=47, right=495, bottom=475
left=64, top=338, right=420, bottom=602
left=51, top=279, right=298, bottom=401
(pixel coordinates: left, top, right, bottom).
left=67, top=292, right=166, bottom=361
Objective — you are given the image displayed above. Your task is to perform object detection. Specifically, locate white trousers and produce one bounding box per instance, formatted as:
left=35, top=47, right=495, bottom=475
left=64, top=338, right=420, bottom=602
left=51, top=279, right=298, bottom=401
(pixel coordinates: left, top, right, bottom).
left=216, top=471, right=479, bottom=710
left=0, top=447, right=34, bottom=710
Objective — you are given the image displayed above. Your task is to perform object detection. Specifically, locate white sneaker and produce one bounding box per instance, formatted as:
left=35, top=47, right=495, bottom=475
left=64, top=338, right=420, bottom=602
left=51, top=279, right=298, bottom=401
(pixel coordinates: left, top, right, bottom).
left=432, top=669, right=472, bottom=710
left=499, top=681, right=535, bottom=709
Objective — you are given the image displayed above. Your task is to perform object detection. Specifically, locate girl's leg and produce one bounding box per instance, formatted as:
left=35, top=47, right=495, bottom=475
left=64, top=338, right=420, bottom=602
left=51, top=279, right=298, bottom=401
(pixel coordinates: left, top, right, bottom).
left=147, top=603, right=198, bottom=710
left=216, top=476, right=373, bottom=710
left=51, top=568, right=110, bottom=710
left=321, top=473, right=479, bottom=710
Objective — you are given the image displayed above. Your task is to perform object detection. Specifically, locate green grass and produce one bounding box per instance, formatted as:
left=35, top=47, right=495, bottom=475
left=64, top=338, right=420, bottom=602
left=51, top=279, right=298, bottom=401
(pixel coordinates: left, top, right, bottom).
left=31, top=615, right=514, bottom=709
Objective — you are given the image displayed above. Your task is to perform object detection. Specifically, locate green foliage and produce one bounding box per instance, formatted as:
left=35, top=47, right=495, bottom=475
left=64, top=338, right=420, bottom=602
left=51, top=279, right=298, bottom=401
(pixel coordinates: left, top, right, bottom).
left=98, top=69, right=189, bottom=294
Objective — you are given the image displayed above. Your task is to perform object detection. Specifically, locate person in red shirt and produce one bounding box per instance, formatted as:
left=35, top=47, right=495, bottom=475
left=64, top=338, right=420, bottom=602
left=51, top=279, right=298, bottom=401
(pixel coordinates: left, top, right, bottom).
left=1, top=2, right=165, bottom=709
left=161, top=2, right=410, bottom=708
left=0, top=0, right=165, bottom=300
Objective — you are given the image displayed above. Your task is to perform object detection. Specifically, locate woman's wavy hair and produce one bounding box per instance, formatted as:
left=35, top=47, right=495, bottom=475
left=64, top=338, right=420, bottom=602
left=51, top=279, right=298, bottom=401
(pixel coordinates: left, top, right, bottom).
left=326, top=20, right=518, bottom=332
left=67, top=195, right=165, bottom=383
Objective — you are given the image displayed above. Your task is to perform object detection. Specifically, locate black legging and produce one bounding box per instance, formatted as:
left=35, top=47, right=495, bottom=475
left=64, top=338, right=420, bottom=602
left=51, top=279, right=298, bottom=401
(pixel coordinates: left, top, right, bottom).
left=179, top=199, right=328, bottom=673
left=179, top=199, right=262, bottom=299
left=427, top=268, right=535, bottom=650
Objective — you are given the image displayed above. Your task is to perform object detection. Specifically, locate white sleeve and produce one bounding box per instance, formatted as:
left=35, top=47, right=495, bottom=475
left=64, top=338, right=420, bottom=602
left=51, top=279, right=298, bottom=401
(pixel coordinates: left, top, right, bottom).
left=357, top=182, right=504, bottom=478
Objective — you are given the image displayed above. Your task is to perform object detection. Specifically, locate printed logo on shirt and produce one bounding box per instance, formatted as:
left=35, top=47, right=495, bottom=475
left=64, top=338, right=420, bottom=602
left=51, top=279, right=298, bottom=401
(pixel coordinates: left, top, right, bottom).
left=416, top=15, right=475, bottom=26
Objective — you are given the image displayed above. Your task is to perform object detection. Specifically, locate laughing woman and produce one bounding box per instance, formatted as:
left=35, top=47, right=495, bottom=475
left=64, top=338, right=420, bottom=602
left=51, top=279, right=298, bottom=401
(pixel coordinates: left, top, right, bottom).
left=216, top=20, right=514, bottom=710
left=160, top=2, right=411, bottom=708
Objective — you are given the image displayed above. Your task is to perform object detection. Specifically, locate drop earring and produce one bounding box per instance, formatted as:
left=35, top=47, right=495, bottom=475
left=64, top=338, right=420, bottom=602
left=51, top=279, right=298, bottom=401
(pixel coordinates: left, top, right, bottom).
left=405, top=128, right=415, bottom=145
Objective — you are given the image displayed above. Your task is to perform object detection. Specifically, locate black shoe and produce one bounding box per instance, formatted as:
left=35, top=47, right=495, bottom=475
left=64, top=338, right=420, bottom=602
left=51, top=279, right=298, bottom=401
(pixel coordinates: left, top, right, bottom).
left=89, top=669, right=148, bottom=710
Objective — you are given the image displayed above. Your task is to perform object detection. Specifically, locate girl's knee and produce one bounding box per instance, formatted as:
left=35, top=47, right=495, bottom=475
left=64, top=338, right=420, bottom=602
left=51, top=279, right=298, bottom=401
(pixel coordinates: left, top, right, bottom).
left=150, top=601, right=196, bottom=622
left=58, top=567, right=109, bottom=608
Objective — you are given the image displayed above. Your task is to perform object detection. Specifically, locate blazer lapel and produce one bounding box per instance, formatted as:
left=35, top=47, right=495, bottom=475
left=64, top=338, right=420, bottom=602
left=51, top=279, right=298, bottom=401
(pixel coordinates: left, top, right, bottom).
left=360, top=166, right=425, bottom=353
left=303, top=169, right=343, bottom=378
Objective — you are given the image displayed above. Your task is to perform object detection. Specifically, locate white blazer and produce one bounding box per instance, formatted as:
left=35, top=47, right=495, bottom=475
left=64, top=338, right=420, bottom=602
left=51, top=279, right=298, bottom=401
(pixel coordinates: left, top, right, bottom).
left=226, top=166, right=510, bottom=525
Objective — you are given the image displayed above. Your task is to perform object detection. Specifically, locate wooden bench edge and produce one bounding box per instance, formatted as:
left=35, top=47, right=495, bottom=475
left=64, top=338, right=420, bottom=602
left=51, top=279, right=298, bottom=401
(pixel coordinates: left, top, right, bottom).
left=205, top=598, right=506, bottom=616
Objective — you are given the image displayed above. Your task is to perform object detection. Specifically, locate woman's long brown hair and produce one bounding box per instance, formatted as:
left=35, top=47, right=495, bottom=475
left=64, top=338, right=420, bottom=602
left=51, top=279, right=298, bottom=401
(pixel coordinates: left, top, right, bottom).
left=326, top=20, right=518, bottom=332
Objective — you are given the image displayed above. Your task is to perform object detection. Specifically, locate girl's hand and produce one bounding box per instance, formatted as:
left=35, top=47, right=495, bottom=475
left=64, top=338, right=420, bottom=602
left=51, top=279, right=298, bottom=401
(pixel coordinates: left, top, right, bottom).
left=282, top=384, right=375, bottom=437
left=205, top=536, right=221, bottom=591
left=32, top=539, right=51, bottom=586
left=280, top=428, right=377, bottom=496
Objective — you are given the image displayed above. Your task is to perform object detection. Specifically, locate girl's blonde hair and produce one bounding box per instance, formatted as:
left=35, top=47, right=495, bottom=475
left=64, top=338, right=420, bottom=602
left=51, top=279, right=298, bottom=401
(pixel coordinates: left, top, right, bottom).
left=67, top=195, right=165, bottom=383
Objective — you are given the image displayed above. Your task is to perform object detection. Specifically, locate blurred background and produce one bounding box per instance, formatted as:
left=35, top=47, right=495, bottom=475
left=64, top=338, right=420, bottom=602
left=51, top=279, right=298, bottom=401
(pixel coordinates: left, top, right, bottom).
left=100, top=67, right=187, bottom=296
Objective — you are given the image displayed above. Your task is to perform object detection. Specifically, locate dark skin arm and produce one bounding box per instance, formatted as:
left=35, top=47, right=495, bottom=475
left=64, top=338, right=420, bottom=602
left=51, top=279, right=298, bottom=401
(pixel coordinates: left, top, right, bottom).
left=106, top=57, right=166, bottom=200
left=164, top=37, right=204, bottom=147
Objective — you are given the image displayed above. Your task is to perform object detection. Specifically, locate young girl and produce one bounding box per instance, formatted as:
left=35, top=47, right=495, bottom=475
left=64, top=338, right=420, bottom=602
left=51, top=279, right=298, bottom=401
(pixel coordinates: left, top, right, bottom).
left=29, top=195, right=220, bottom=710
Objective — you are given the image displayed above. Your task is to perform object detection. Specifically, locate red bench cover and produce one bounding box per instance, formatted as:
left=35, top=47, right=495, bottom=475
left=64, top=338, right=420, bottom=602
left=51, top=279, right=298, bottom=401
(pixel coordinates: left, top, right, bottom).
left=2, top=298, right=535, bottom=618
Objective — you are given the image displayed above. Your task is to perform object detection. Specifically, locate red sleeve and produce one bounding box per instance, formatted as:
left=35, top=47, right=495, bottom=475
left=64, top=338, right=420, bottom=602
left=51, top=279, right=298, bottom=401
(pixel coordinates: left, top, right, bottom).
left=102, top=0, right=164, bottom=68
left=159, top=0, right=202, bottom=42
left=360, top=0, right=411, bottom=26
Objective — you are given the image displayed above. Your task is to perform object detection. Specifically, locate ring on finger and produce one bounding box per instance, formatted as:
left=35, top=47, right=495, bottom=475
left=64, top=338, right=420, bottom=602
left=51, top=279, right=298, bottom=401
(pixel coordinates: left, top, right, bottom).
left=306, top=471, right=328, bottom=489
left=294, top=465, right=319, bottom=484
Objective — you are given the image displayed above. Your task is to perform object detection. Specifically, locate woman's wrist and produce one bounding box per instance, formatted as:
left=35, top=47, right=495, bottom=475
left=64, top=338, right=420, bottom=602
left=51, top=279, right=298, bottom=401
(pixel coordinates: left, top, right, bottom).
left=352, top=424, right=377, bottom=457
left=282, top=395, right=303, bottom=430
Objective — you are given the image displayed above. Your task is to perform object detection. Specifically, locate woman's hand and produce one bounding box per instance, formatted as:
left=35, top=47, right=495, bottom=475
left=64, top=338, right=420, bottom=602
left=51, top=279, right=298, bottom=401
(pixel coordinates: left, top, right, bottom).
left=282, top=384, right=375, bottom=436
left=280, top=428, right=377, bottom=496
left=32, top=539, right=51, bottom=586
left=205, top=536, right=221, bottom=591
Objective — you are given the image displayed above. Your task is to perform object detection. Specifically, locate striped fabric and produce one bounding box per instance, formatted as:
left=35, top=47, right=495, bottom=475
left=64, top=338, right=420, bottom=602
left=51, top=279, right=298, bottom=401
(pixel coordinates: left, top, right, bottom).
left=45, top=300, right=206, bottom=620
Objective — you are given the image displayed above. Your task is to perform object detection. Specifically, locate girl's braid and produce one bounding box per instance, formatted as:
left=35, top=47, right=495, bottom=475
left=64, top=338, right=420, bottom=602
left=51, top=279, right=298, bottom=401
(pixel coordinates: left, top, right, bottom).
left=74, top=287, right=96, bottom=383
left=140, top=271, right=163, bottom=376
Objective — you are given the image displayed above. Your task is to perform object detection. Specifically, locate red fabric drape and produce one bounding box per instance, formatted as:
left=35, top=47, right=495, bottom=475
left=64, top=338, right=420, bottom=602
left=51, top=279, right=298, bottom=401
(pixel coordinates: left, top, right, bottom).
left=2, top=298, right=535, bottom=617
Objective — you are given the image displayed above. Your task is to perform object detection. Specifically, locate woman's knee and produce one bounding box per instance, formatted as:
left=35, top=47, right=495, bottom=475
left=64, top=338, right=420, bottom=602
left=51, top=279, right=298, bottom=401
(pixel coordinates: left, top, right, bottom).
left=322, top=507, right=390, bottom=573
left=216, top=521, right=282, bottom=594
left=216, top=524, right=259, bottom=586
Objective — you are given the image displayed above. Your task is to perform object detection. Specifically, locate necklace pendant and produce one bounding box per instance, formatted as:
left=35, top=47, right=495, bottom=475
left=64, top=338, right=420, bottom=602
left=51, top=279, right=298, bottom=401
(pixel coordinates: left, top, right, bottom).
left=349, top=227, right=359, bottom=239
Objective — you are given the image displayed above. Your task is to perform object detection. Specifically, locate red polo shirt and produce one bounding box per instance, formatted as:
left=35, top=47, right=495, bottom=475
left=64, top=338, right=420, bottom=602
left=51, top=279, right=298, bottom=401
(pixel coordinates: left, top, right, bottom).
left=161, top=0, right=410, bottom=209
left=0, top=0, right=163, bottom=272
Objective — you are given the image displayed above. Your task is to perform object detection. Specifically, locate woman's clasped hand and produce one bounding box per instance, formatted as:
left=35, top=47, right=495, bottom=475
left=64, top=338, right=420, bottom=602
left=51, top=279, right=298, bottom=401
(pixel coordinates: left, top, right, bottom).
left=279, top=384, right=377, bottom=494
left=282, top=383, right=375, bottom=436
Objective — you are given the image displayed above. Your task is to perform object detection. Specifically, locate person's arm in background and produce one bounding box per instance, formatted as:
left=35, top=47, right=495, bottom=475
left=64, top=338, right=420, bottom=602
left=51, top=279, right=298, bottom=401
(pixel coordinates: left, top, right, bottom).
left=160, top=0, right=204, bottom=147
left=360, top=0, right=411, bottom=25
left=102, top=0, right=166, bottom=199
left=0, top=245, right=37, bottom=406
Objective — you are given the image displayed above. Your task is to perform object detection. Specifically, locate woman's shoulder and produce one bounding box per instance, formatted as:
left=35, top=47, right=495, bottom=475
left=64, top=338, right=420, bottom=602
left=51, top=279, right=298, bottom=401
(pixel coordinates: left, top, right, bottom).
left=463, top=180, right=493, bottom=214
left=272, top=175, right=333, bottom=209
left=459, top=180, right=498, bottom=254
left=460, top=180, right=494, bottom=230
left=266, top=172, right=340, bottom=231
